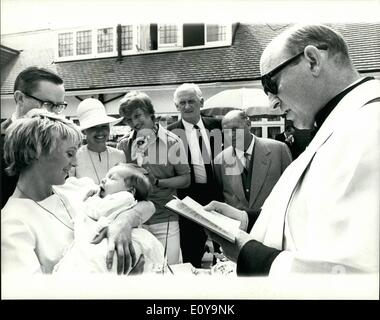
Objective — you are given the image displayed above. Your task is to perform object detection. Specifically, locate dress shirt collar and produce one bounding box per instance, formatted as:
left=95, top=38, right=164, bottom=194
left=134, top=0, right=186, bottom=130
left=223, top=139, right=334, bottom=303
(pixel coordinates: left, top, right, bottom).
left=155, top=123, right=168, bottom=146
left=182, top=118, right=206, bottom=132
left=235, top=133, right=255, bottom=159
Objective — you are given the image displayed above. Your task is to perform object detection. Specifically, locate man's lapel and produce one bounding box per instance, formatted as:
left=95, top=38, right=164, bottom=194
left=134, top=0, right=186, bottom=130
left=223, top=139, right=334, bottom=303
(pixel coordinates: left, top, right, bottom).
left=171, top=120, right=191, bottom=162
left=249, top=138, right=270, bottom=207
left=178, top=120, right=189, bottom=148
left=250, top=134, right=330, bottom=248
left=201, top=116, right=222, bottom=159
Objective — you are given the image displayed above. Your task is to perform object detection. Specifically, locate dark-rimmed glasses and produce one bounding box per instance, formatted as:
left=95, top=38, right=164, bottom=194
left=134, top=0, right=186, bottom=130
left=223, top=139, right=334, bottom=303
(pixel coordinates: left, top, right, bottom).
left=23, top=92, right=68, bottom=114
left=261, top=44, right=328, bottom=95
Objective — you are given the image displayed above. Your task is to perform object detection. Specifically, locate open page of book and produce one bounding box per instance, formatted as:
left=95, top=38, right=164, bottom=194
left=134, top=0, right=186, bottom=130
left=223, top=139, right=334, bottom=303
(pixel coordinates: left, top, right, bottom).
left=165, top=196, right=241, bottom=242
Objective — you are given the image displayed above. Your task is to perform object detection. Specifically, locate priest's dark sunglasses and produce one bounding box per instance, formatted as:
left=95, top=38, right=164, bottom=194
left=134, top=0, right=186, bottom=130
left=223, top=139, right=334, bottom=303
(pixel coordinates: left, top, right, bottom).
left=261, top=44, right=328, bottom=95
left=23, top=92, right=68, bottom=114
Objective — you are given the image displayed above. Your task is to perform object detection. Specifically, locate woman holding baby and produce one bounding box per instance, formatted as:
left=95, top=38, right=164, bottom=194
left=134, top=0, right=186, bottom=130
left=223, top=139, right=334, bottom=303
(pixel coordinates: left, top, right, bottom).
left=1, top=112, right=162, bottom=275
left=117, top=91, right=191, bottom=265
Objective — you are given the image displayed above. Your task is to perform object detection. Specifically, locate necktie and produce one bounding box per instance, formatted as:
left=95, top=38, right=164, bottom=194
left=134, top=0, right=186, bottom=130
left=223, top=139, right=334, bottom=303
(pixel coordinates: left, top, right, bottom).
left=244, top=152, right=251, bottom=170
left=242, top=152, right=252, bottom=200
left=193, top=124, right=213, bottom=181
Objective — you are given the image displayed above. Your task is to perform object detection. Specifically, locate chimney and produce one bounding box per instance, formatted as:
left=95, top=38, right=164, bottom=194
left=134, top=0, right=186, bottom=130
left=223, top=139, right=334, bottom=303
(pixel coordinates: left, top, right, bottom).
left=117, top=24, right=122, bottom=61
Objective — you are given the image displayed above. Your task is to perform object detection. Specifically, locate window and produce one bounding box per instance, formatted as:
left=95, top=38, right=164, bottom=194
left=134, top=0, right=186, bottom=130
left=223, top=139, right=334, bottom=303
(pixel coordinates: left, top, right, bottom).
left=121, top=25, right=133, bottom=51
left=159, top=24, right=178, bottom=45
left=251, top=127, right=262, bottom=137
left=76, top=30, right=92, bottom=55
left=137, top=24, right=157, bottom=51
left=182, top=24, right=229, bottom=47
left=249, top=117, right=285, bottom=139
left=183, top=24, right=205, bottom=47
left=56, top=23, right=231, bottom=61
left=58, top=32, right=73, bottom=57
left=138, top=24, right=180, bottom=50
left=97, top=28, right=113, bottom=53
left=268, top=126, right=281, bottom=139
left=207, top=24, right=227, bottom=42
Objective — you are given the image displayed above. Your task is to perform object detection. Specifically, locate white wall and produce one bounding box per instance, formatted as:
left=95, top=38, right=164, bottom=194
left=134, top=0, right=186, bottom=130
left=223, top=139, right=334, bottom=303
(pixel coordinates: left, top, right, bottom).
left=1, top=80, right=264, bottom=120
left=1, top=29, right=55, bottom=51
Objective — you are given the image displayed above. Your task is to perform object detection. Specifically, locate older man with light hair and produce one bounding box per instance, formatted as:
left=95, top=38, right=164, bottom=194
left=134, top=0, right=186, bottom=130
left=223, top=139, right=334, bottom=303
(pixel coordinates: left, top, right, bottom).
left=168, top=83, right=224, bottom=268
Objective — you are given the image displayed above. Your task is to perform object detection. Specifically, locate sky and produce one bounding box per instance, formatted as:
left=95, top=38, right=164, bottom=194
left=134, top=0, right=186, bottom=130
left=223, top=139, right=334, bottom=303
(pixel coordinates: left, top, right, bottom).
left=1, top=0, right=380, bottom=35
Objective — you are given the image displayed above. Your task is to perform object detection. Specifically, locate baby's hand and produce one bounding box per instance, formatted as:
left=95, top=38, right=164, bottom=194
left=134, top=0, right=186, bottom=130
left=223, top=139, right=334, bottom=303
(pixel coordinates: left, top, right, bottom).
left=83, top=185, right=101, bottom=201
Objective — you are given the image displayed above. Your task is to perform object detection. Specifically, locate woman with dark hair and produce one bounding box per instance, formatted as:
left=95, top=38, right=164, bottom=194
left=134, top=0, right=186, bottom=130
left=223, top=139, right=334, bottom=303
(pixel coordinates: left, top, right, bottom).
left=117, top=91, right=190, bottom=265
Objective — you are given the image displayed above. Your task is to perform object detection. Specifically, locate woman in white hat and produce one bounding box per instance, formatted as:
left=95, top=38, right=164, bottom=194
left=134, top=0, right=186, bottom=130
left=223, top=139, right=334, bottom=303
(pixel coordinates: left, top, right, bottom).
left=72, top=98, right=126, bottom=184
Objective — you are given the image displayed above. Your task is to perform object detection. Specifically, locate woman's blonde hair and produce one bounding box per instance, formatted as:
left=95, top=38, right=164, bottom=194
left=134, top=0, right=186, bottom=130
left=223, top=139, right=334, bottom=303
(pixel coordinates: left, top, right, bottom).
left=4, top=112, right=83, bottom=176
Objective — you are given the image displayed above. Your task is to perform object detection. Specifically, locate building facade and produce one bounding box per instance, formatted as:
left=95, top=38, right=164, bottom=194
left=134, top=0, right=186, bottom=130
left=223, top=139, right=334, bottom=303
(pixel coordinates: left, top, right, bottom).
left=2, top=22, right=380, bottom=140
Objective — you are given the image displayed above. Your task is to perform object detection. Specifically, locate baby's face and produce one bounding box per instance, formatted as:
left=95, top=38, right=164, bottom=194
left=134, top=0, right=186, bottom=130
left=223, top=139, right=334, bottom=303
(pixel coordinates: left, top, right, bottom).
left=100, top=166, right=132, bottom=197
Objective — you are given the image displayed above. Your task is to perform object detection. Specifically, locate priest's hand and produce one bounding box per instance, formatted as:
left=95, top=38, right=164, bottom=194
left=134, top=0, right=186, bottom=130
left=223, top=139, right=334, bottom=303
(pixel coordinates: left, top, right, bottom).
left=204, top=201, right=249, bottom=231
left=205, top=229, right=252, bottom=263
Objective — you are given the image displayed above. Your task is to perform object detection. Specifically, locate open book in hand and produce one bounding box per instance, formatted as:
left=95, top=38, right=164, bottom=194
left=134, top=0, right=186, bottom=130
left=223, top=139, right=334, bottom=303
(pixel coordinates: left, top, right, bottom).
left=165, top=196, right=241, bottom=242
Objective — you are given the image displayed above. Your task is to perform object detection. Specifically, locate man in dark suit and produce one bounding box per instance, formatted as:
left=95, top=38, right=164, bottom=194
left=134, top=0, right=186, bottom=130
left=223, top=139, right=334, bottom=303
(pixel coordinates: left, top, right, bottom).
left=275, top=125, right=294, bottom=144
left=1, top=67, right=66, bottom=208
left=275, top=123, right=317, bottom=160
left=275, top=124, right=300, bottom=159
left=167, top=83, right=223, bottom=268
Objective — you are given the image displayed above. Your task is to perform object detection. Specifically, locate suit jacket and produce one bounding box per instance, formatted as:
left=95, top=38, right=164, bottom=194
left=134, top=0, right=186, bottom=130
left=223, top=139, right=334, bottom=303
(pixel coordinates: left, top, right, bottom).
left=214, top=137, right=292, bottom=213
left=167, top=116, right=223, bottom=203
left=248, top=79, right=380, bottom=274
left=275, top=131, right=304, bottom=160
left=274, top=133, right=286, bottom=143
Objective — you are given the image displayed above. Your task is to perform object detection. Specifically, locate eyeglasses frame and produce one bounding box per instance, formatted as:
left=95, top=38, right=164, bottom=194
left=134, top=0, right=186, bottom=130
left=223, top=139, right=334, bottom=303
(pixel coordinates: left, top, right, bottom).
left=261, top=44, right=328, bottom=95
left=22, top=92, right=68, bottom=113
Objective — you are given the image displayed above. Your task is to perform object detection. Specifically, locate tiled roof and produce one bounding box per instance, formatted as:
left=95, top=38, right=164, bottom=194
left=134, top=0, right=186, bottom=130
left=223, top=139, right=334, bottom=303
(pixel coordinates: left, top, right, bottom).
left=1, top=23, right=379, bottom=95
left=55, top=22, right=380, bottom=90
left=334, top=22, right=380, bottom=70
left=0, top=47, right=57, bottom=95
left=0, top=45, right=20, bottom=70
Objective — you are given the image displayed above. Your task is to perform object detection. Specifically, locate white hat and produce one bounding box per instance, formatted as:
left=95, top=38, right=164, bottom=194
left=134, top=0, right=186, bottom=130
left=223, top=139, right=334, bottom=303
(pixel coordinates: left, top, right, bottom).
left=77, top=98, right=120, bottom=130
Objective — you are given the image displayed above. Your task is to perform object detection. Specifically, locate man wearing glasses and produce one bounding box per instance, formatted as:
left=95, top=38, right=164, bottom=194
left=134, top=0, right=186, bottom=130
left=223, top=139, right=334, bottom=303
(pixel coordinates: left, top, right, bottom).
left=8, top=67, right=67, bottom=120
left=205, top=24, right=379, bottom=275
left=1, top=66, right=67, bottom=208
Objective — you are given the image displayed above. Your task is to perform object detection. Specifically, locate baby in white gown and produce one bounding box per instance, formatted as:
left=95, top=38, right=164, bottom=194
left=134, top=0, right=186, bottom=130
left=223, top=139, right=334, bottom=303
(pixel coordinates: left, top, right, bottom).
left=53, top=164, right=164, bottom=274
